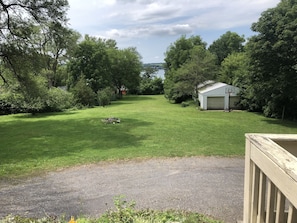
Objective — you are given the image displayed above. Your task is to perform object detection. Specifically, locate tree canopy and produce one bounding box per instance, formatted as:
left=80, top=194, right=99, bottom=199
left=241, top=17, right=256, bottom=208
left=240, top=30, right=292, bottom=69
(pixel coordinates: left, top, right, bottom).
left=208, top=31, right=245, bottom=65
left=68, top=36, right=142, bottom=103
left=108, top=47, right=142, bottom=96
left=164, top=36, right=217, bottom=103
left=244, top=0, right=297, bottom=119
left=68, top=36, right=113, bottom=94
left=0, top=0, right=69, bottom=81
left=0, top=1, right=143, bottom=112
left=0, top=0, right=76, bottom=113
left=164, top=35, right=206, bottom=71
left=0, top=0, right=143, bottom=112
left=0, top=0, right=68, bottom=39
left=219, top=52, right=249, bottom=88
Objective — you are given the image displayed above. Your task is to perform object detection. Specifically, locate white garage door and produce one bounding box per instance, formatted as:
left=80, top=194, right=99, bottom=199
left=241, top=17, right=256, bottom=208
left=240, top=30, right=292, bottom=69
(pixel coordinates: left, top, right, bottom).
left=207, top=97, right=224, bottom=110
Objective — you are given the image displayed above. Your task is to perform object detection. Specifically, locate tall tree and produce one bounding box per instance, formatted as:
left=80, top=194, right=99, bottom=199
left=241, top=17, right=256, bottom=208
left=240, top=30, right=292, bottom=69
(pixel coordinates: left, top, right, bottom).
left=0, top=0, right=71, bottom=113
left=0, top=0, right=69, bottom=84
left=164, top=35, right=206, bottom=71
left=68, top=36, right=113, bottom=93
left=165, top=46, right=217, bottom=102
left=246, top=0, right=297, bottom=119
left=219, top=52, right=249, bottom=88
left=208, top=31, right=245, bottom=65
left=38, top=23, right=81, bottom=87
left=108, top=47, right=142, bottom=97
left=163, top=35, right=209, bottom=102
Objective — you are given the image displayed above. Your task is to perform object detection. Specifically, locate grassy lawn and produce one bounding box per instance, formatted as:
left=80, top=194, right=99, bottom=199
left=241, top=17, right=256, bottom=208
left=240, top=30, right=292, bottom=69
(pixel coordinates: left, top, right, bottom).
left=1, top=95, right=297, bottom=179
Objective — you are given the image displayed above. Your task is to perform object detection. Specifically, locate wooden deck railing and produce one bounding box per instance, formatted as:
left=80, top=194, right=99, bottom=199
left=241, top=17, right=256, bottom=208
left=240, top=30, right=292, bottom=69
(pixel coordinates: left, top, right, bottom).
left=243, top=134, right=297, bottom=223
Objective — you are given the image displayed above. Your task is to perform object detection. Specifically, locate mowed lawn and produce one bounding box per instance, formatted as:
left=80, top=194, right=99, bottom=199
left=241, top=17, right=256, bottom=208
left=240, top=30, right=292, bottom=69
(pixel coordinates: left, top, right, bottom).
left=1, top=95, right=297, bottom=179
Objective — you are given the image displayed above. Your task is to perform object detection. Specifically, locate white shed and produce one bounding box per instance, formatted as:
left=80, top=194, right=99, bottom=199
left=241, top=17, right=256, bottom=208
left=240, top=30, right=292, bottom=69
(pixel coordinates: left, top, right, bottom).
left=198, top=82, right=240, bottom=110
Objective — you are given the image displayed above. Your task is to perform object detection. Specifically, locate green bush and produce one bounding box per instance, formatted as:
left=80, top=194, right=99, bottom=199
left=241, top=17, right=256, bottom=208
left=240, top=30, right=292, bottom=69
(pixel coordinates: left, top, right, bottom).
left=0, top=92, right=25, bottom=114
left=71, top=77, right=96, bottom=107
left=97, top=87, right=114, bottom=107
left=0, top=88, right=75, bottom=114
left=0, top=75, right=48, bottom=114
left=139, top=77, right=164, bottom=95
left=181, top=101, right=190, bottom=107
left=99, top=195, right=136, bottom=223
left=45, top=88, right=75, bottom=112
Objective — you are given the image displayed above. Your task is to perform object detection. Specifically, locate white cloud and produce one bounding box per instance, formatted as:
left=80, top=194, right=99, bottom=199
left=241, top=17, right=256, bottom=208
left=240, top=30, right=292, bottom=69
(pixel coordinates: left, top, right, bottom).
left=68, top=0, right=280, bottom=36
left=134, top=2, right=179, bottom=22
left=149, top=24, right=193, bottom=36
left=67, top=0, right=281, bottom=62
left=104, top=23, right=193, bottom=39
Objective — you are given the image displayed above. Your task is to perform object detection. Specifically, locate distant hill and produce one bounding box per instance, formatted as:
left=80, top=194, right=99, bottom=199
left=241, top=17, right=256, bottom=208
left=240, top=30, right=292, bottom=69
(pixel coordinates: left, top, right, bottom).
left=143, top=63, right=165, bottom=70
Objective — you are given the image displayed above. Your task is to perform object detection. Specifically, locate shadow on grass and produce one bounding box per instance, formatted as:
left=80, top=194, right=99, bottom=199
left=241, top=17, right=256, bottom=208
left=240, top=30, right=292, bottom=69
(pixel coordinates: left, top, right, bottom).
left=0, top=116, right=153, bottom=166
left=250, top=111, right=297, bottom=129
left=113, top=95, right=156, bottom=104
left=123, top=95, right=156, bottom=101
left=261, top=118, right=297, bottom=129
left=13, top=111, right=78, bottom=119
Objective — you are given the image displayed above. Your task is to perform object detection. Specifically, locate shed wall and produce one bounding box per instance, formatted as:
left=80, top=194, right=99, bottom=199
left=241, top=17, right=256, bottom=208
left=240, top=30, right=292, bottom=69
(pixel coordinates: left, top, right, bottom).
left=198, top=84, right=240, bottom=110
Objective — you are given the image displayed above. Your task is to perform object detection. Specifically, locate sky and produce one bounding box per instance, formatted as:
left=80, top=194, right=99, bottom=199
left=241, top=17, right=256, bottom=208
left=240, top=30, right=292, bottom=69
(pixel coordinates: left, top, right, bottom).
left=66, top=0, right=281, bottom=63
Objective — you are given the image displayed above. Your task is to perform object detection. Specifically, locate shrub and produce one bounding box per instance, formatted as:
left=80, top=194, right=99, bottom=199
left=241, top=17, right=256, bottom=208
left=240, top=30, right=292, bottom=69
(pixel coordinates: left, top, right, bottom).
left=0, top=87, right=75, bottom=114
left=139, top=77, right=164, bottom=95
left=0, top=91, right=25, bottom=115
left=45, top=88, right=75, bottom=112
left=97, top=87, right=114, bottom=107
left=71, top=77, right=96, bottom=107
left=181, top=101, right=190, bottom=107
left=99, top=195, right=136, bottom=223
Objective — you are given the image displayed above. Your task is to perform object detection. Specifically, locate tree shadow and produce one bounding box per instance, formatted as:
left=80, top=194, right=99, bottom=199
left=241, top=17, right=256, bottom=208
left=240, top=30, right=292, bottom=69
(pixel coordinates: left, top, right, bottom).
left=123, top=95, right=156, bottom=101
left=13, top=111, right=79, bottom=119
left=112, top=95, right=156, bottom=105
left=252, top=111, right=297, bottom=129
left=0, top=116, right=153, bottom=168
left=260, top=118, right=297, bottom=129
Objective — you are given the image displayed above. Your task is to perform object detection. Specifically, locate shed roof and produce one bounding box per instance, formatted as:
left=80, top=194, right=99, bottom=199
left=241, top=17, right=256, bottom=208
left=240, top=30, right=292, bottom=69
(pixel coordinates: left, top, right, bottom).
left=198, top=82, right=228, bottom=94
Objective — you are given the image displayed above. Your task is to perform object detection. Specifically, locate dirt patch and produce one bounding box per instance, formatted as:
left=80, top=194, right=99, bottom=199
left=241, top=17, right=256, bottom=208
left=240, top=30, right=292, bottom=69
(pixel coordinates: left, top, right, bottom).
left=0, top=157, right=244, bottom=223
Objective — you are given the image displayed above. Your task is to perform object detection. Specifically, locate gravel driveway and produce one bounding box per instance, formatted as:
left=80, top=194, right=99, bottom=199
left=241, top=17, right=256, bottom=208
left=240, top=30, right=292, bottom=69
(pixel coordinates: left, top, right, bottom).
left=0, top=157, right=245, bottom=223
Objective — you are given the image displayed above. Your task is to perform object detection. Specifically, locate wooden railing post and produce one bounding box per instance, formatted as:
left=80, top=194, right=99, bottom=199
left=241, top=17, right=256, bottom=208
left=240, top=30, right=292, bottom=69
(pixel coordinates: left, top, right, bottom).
left=265, top=179, right=276, bottom=223
left=243, top=134, right=297, bottom=223
left=243, top=137, right=252, bottom=223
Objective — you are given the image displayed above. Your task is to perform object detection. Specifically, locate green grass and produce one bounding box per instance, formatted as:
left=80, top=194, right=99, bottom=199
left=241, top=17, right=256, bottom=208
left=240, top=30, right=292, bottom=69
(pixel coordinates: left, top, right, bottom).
left=1, top=95, right=297, bottom=179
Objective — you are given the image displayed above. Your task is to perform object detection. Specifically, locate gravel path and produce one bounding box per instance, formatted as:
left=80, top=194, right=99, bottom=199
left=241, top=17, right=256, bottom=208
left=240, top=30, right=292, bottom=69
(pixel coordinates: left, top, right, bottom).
left=0, top=157, right=245, bottom=223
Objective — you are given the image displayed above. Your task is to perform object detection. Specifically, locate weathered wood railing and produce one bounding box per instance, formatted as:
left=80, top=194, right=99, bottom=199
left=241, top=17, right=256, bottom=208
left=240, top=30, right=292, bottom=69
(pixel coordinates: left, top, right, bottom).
left=243, top=134, right=297, bottom=223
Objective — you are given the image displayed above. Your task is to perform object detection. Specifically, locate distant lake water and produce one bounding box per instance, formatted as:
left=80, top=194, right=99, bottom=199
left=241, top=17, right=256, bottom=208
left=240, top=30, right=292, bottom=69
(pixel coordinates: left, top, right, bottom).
left=156, top=69, right=165, bottom=79
left=141, top=69, right=165, bottom=79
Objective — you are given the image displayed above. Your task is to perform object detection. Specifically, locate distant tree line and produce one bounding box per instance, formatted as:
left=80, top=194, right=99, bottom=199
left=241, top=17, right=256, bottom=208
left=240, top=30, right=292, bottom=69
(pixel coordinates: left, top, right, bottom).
left=164, top=0, right=297, bottom=120
left=143, top=63, right=164, bottom=70
left=1, top=0, right=297, bottom=120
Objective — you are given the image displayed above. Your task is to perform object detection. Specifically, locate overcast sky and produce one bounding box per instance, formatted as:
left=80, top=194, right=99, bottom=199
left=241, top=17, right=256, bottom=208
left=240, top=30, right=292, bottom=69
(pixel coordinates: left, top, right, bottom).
left=67, top=0, right=280, bottom=63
